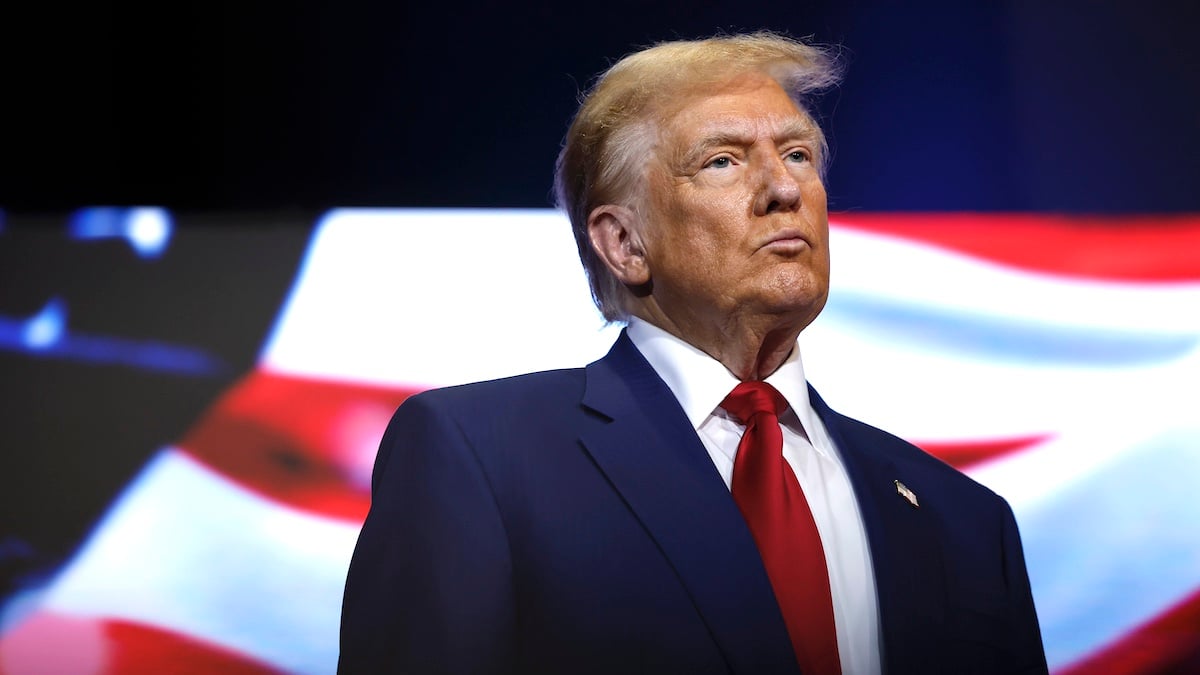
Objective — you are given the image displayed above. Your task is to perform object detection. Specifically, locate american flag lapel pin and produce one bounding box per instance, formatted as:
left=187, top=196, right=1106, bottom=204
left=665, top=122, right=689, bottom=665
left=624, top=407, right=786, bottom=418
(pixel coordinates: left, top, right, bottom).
left=895, top=480, right=919, bottom=508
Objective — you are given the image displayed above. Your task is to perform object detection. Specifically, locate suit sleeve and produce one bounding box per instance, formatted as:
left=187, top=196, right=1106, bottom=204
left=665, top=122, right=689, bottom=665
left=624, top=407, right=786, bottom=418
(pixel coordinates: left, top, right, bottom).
left=338, top=393, right=516, bottom=674
left=1000, top=501, right=1050, bottom=674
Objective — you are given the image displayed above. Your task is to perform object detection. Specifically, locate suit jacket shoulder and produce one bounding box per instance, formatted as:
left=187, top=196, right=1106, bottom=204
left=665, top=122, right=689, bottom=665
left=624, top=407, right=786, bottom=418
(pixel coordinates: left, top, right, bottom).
left=346, top=341, right=798, bottom=674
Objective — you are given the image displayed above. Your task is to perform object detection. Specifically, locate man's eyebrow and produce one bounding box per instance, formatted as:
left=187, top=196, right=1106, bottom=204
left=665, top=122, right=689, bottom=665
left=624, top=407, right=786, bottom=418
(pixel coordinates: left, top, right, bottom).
left=673, top=130, right=750, bottom=167
left=775, top=119, right=819, bottom=144
left=673, top=119, right=819, bottom=168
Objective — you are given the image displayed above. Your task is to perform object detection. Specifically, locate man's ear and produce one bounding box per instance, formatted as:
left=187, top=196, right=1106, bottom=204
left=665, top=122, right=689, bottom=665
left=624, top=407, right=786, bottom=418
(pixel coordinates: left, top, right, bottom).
left=587, top=205, right=651, bottom=286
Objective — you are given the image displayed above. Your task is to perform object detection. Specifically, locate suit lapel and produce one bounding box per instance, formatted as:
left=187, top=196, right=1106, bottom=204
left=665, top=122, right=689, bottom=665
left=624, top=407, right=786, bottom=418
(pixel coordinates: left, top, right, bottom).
left=810, top=387, right=947, bottom=675
left=579, top=332, right=799, bottom=674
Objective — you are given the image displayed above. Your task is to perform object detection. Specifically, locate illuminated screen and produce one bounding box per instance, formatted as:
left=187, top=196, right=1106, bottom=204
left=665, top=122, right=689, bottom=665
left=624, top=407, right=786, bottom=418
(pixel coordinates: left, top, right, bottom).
left=1, top=208, right=1198, bottom=673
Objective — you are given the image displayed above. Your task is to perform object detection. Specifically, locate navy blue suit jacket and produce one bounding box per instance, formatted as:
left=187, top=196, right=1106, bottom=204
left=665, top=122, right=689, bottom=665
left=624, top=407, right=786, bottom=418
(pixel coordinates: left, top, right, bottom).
left=339, top=331, right=1047, bottom=674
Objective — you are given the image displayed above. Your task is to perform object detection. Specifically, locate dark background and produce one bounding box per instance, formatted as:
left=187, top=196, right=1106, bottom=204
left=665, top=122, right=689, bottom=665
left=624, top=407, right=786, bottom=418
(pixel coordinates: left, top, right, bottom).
left=3, top=1, right=1198, bottom=214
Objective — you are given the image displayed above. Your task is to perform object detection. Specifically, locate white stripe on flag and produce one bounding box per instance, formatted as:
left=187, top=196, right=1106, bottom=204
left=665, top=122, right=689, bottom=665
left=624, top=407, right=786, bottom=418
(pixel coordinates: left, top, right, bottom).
left=259, top=208, right=623, bottom=388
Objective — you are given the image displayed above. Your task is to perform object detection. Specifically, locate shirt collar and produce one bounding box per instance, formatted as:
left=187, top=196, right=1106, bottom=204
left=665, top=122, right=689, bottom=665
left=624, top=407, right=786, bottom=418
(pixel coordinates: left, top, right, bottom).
left=625, top=317, right=824, bottom=453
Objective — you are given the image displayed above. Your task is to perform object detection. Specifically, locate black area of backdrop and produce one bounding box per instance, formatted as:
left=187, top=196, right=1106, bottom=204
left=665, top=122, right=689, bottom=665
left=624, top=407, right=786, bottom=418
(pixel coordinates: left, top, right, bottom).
left=3, top=1, right=1198, bottom=213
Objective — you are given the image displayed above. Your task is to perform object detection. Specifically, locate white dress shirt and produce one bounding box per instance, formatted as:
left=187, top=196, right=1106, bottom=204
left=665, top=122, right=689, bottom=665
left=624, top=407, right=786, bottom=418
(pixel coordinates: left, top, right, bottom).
left=626, top=317, right=882, bottom=675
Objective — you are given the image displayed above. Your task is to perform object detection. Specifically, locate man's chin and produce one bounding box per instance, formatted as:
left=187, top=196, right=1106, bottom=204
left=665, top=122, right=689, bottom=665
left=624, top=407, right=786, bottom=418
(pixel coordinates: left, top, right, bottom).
left=753, top=294, right=828, bottom=331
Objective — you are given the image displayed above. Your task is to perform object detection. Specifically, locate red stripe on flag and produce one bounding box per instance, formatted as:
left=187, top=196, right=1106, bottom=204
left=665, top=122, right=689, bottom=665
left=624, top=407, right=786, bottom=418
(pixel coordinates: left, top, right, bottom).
left=177, top=369, right=423, bottom=522
left=1055, top=588, right=1200, bottom=675
left=912, top=434, right=1050, bottom=470
left=833, top=213, right=1200, bottom=282
left=0, top=612, right=284, bottom=674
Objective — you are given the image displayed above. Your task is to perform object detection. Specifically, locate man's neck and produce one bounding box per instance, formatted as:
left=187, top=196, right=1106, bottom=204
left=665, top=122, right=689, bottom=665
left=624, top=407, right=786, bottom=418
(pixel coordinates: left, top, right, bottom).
left=629, top=306, right=804, bottom=381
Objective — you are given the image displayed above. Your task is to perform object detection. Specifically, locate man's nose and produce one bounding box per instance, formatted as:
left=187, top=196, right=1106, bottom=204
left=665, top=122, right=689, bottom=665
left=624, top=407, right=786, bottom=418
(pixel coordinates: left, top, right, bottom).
left=754, top=156, right=804, bottom=215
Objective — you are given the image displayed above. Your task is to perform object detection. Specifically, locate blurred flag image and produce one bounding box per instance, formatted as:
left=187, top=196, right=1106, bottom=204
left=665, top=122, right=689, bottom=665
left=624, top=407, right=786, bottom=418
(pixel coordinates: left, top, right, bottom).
left=1, top=209, right=1197, bottom=674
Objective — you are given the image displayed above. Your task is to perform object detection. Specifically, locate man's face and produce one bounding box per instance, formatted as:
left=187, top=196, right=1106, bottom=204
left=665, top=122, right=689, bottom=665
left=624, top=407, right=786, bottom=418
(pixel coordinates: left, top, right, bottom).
left=638, top=73, right=830, bottom=333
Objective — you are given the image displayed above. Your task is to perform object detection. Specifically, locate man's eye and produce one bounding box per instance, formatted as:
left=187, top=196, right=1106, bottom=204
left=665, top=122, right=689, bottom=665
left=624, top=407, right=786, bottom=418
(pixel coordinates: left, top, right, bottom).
left=788, top=150, right=810, bottom=163
left=705, top=157, right=732, bottom=169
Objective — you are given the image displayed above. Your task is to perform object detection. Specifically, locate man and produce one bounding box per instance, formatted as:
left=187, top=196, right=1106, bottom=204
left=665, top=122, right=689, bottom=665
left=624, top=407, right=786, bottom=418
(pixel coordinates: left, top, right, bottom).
left=339, top=32, right=1047, bottom=674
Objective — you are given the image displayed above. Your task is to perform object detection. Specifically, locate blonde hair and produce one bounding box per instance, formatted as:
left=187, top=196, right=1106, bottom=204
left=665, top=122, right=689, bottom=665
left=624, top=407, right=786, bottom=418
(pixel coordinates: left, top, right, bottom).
left=554, top=31, right=843, bottom=321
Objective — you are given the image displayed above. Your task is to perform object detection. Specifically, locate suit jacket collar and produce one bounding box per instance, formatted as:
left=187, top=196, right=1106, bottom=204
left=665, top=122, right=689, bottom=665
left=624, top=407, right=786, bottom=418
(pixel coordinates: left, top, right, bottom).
left=580, top=330, right=800, bottom=674
left=810, top=387, right=948, bottom=675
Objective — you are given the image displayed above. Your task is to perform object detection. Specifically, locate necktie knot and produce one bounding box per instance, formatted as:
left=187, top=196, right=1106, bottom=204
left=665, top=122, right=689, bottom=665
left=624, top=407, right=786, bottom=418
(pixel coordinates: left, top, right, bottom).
left=721, top=380, right=787, bottom=425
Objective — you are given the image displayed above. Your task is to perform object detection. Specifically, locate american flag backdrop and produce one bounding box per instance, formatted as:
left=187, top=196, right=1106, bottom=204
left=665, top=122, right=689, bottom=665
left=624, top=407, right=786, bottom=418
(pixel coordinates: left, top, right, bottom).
left=0, top=209, right=1197, bottom=674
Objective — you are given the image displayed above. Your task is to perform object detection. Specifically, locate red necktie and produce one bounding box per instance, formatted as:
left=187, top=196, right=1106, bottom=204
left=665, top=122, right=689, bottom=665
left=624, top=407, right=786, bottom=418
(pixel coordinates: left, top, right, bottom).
left=723, top=381, right=842, bottom=674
